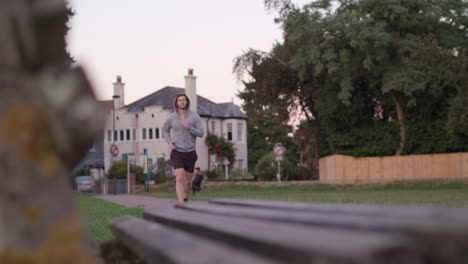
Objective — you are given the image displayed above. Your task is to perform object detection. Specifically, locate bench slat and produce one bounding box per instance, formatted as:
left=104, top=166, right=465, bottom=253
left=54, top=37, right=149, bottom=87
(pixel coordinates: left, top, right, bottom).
left=210, top=199, right=468, bottom=223
left=175, top=202, right=468, bottom=263
left=110, top=215, right=283, bottom=264
left=177, top=201, right=468, bottom=236
left=144, top=207, right=415, bottom=264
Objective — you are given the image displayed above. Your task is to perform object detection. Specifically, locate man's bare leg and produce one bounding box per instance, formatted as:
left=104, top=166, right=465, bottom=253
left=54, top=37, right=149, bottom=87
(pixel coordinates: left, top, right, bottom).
left=175, top=168, right=186, bottom=202
left=184, top=171, right=193, bottom=199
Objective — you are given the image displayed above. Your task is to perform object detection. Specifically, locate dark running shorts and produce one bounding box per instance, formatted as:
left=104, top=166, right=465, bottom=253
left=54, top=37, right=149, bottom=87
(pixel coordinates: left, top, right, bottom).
left=170, top=150, right=198, bottom=173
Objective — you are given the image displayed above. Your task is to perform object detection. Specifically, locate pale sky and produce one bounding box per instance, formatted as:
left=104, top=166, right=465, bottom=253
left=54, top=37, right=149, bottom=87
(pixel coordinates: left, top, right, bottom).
left=67, top=0, right=309, bottom=106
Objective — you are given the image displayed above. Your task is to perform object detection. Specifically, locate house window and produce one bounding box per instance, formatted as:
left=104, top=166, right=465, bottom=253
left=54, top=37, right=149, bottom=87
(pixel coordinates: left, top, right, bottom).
left=133, top=129, right=136, bottom=141
left=237, top=122, right=243, bottom=142
left=211, top=120, right=216, bottom=134
left=142, top=128, right=147, bottom=140
left=107, top=130, right=112, bottom=142
left=126, top=129, right=131, bottom=141
left=238, top=159, right=243, bottom=170
left=113, top=130, right=118, bottom=142
left=149, top=128, right=153, bottom=140
left=120, top=130, right=124, bottom=141
left=227, top=122, right=233, bottom=141
left=155, top=128, right=160, bottom=139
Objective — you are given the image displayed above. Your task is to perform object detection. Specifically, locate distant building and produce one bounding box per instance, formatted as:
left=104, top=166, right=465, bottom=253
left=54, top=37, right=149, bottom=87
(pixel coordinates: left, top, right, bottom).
left=75, top=134, right=105, bottom=180
left=102, top=69, right=248, bottom=173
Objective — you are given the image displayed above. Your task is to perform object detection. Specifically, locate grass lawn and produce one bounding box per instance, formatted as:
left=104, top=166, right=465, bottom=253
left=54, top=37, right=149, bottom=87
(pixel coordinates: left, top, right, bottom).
left=76, top=194, right=143, bottom=241
left=139, top=179, right=468, bottom=207
left=78, top=179, right=468, bottom=241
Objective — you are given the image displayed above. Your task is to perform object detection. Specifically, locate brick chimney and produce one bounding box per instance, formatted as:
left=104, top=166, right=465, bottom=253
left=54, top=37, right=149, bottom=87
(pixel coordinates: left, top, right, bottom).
left=113, top=75, right=125, bottom=108
left=184, top=68, right=197, bottom=113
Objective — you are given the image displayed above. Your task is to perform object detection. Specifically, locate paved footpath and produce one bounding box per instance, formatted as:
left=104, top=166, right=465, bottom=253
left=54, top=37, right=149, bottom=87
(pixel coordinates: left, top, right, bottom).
left=94, top=194, right=179, bottom=211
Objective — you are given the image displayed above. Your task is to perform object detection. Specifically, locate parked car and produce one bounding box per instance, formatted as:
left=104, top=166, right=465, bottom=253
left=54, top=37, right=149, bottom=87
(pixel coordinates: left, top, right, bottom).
left=75, top=176, right=95, bottom=192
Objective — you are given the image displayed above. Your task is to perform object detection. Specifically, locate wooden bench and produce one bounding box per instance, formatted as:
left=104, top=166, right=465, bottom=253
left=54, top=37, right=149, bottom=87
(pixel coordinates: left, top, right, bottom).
left=110, top=199, right=468, bottom=264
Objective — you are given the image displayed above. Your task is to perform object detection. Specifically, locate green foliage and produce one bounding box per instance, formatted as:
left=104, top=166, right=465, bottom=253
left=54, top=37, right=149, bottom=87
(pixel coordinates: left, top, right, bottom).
left=107, top=160, right=146, bottom=182
left=72, top=168, right=91, bottom=177
left=254, top=152, right=295, bottom=181
left=239, top=0, right=468, bottom=159
left=205, top=133, right=236, bottom=164
left=230, top=169, right=255, bottom=180
left=330, top=121, right=400, bottom=157
left=290, top=166, right=316, bottom=181
left=203, top=167, right=224, bottom=179
left=153, top=158, right=173, bottom=183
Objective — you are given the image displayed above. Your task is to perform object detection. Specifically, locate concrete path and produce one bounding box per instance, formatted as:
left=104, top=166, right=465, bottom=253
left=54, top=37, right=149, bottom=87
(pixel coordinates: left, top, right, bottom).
left=94, top=194, right=178, bottom=211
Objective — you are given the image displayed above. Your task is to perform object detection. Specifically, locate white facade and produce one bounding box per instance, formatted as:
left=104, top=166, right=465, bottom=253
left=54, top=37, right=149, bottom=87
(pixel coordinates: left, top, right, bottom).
left=103, top=72, right=248, bottom=173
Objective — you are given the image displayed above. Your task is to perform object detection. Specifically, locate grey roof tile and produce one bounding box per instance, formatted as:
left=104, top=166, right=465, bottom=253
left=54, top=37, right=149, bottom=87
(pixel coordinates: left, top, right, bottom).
left=125, top=86, right=247, bottom=119
left=76, top=134, right=104, bottom=169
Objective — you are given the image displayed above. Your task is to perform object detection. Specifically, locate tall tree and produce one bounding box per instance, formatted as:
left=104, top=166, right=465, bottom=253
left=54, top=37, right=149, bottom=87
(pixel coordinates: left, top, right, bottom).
left=266, top=0, right=467, bottom=155
left=234, top=49, right=296, bottom=168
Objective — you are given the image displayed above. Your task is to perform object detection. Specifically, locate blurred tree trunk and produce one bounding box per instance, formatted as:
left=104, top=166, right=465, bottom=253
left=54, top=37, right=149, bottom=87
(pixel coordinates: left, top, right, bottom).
left=0, top=1, right=104, bottom=263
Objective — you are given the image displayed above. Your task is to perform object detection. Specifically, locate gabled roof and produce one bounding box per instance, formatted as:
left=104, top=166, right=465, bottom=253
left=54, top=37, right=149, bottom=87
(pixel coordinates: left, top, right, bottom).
left=76, top=134, right=104, bottom=169
left=125, top=86, right=248, bottom=119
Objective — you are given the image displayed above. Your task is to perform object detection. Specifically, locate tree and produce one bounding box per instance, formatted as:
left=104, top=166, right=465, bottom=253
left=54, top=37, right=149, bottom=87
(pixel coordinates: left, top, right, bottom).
left=234, top=46, right=314, bottom=171
left=265, top=0, right=467, bottom=155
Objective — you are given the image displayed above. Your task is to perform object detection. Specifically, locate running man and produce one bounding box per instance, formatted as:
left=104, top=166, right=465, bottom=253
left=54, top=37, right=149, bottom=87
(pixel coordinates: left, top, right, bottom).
left=163, top=94, right=204, bottom=202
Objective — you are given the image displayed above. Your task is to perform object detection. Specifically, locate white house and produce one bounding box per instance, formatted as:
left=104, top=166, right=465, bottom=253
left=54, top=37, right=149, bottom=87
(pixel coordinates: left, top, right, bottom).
left=102, top=69, right=248, bottom=173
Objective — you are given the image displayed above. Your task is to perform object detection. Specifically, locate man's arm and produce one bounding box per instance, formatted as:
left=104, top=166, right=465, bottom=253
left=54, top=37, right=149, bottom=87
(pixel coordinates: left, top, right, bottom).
left=162, top=118, right=172, bottom=144
left=188, top=116, right=204, bottom=138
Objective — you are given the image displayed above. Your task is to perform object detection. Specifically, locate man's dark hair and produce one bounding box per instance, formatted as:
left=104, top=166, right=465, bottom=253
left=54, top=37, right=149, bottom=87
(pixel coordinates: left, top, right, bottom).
left=174, top=94, right=190, bottom=110
left=195, top=167, right=200, bottom=171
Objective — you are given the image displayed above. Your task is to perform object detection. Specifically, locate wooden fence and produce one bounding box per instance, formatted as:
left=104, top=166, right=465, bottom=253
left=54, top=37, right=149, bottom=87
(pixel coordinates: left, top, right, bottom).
left=319, top=152, right=468, bottom=184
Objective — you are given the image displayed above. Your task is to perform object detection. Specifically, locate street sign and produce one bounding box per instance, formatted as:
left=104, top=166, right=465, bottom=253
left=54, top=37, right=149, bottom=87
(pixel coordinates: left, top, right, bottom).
left=110, top=144, right=119, bottom=156
left=210, top=154, right=217, bottom=163
left=273, top=144, right=285, bottom=156
left=273, top=143, right=285, bottom=183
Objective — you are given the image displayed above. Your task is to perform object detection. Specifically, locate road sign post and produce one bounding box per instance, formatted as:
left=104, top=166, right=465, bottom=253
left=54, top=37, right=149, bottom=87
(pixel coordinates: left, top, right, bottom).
left=143, top=148, right=150, bottom=192
left=273, top=143, right=286, bottom=182
left=124, top=153, right=135, bottom=194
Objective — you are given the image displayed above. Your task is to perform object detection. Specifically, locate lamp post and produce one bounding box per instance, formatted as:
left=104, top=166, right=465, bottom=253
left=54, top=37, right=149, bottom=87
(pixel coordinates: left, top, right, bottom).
left=108, top=95, right=120, bottom=195
left=124, top=153, right=134, bottom=194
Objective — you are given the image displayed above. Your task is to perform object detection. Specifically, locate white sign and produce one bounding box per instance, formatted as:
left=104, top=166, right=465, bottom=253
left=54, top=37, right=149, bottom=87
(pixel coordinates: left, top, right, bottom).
left=110, top=144, right=119, bottom=156
left=210, top=154, right=217, bottom=163
left=273, top=144, right=285, bottom=156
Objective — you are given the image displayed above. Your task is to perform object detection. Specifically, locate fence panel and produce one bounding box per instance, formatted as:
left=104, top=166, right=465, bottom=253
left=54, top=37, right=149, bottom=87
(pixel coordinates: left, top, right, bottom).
left=319, top=153, right=468, bottom=184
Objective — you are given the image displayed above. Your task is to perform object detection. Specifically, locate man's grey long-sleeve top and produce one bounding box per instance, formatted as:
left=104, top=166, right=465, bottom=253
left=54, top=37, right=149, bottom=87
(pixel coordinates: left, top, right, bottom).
left=163, top=110, right=204, bottom=152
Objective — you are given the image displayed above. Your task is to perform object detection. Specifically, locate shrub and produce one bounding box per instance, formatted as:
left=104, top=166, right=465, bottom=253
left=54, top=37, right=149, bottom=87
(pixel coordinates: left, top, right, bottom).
left=205, top=133, right=236, bottom=164
left=289, top=167, right=315, bottom=181
left=230, top=169, right=255, bottom=180
left=153, top=158, right=173, bottom=183
left=254, top=152, right=294, bottom=181
left=203, top=167, right=224, bottom=179
left=108, top=160, right=146, bottom=182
